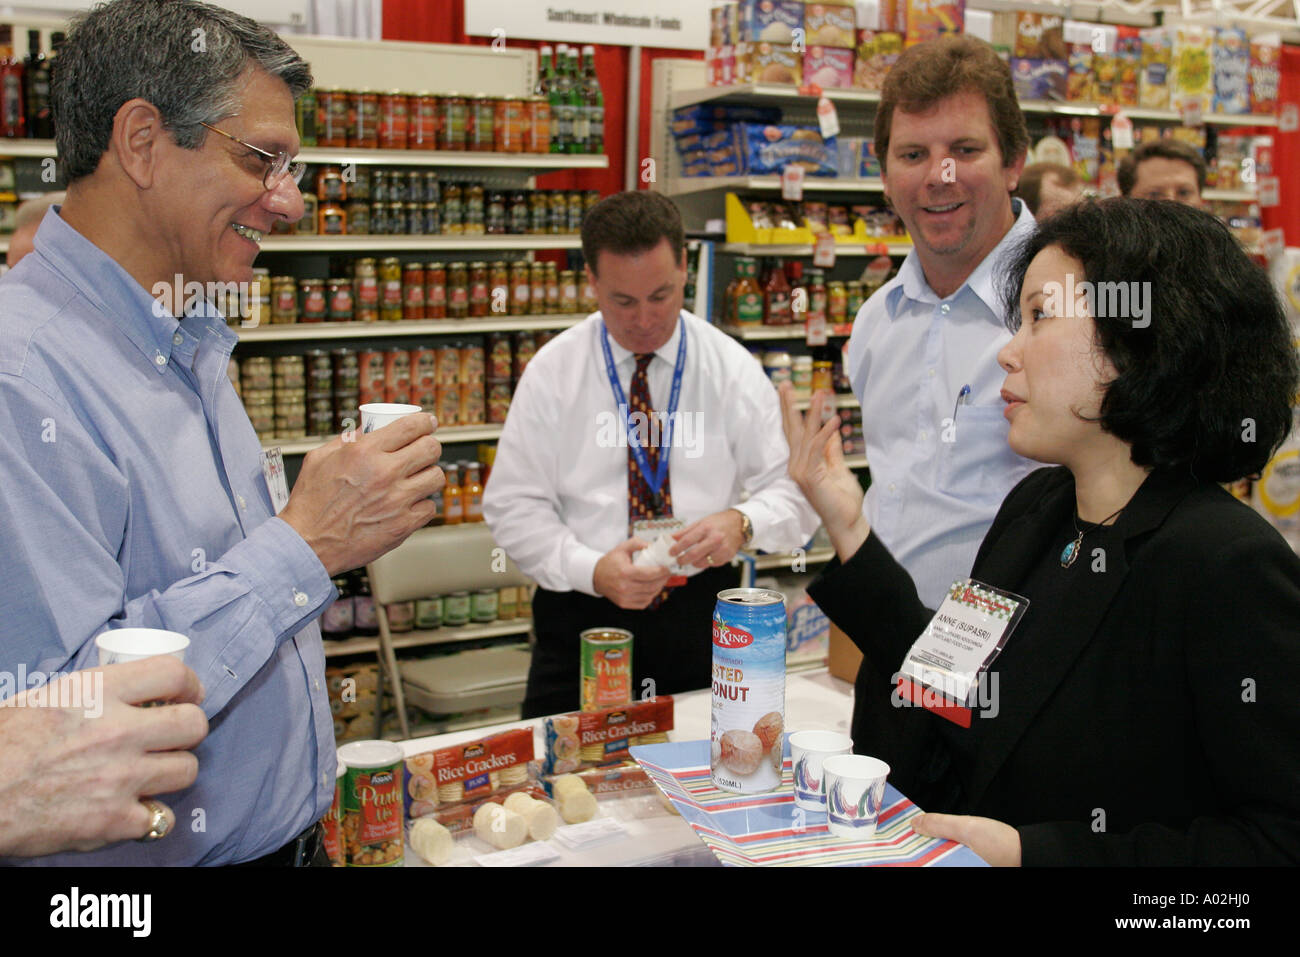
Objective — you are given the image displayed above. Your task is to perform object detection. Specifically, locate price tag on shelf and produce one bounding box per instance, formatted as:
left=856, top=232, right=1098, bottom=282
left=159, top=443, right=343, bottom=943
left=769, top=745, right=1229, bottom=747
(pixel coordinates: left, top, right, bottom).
left=806, top=313, right=828, bottom=347
left=473, top=841, right=562, bottom=868
left=1279, top=103, right=1299, bottom=133
left=551, top=818, right=629, bottom=850
left=1260, top=228, right=1285, bottom=264
left=1110, top=112, right=1134, bottom=150
left=817, top=95, right=841, bottom=140
left=1257, top=175, right=1280, bottom=208
left=781, top=164, right=805, bottom=201
left=813, top=232, right=837, bottom=268
left=1180, top=98, right=1204, bottom=128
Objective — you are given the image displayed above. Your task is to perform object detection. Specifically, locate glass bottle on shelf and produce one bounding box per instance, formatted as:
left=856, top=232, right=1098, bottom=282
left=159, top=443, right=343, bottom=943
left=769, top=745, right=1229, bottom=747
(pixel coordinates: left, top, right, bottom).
left=567, top=47, right=587, bottom=153
left=763, top=258, right=792, bottom=326
left=581, top=45, right=604, bottom=155
left=0, top=27, right=26, bottom=139
left=463, top=462, right=484, bottom=522
left=549, top=43, right=571, bottom=153
left=734, top=257, right=764, bottom=326
left=443, top=463, right=463, bottom=525
left=24, top=31, right=50, bottom=139
left=352, top=571, right=378, bottom=637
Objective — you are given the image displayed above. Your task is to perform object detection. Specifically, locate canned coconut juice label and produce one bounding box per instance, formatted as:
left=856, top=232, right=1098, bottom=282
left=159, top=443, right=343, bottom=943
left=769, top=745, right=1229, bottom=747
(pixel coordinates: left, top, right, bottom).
left=581, top=628, right=633, bottom=712
left=711, top=589, right=786, bottom=794
left=338, top=740, right=404, bottom=867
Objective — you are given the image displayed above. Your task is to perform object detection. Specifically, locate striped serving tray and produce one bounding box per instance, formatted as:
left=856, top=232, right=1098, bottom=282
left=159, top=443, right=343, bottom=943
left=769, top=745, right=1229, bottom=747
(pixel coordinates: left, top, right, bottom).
left=629, top=740, right=987, bottom=867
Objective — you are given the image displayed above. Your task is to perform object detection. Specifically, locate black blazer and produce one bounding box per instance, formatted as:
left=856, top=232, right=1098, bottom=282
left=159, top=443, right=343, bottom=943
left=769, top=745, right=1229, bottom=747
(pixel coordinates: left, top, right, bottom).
left=807, top=466, right=1300, bottom=865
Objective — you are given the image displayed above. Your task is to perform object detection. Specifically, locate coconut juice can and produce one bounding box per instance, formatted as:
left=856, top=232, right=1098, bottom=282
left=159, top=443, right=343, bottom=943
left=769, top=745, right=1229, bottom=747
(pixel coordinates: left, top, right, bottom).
left=710, top=588, right=786, bottom=794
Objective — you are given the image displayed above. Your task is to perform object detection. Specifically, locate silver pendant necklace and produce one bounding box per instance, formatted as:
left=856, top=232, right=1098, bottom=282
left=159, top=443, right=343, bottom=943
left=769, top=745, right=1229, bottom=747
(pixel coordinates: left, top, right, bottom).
left=1061, top=505, right=1125, bottom=568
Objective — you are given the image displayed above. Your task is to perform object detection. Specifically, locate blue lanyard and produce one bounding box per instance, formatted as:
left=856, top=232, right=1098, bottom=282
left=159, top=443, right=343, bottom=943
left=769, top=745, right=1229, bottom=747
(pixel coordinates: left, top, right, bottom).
left=599, top=314, right=688, bottom=499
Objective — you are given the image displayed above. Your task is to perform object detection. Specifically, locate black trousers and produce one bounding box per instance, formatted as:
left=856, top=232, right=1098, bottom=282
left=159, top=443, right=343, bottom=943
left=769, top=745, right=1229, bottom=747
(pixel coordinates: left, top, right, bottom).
left=522, top=565, right=741, bottom=719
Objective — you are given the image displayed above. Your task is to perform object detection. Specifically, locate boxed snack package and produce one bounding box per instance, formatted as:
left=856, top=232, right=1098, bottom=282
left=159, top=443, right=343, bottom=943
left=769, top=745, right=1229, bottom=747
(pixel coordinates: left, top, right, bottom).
left=540, top=761, right=656, bottom=799
left=750, top=39, right=802, bottom=84
left=1013, top=11, right=1065, bottom=60
left=403, top=726, right=534, bottom=819
left=805, top=2, right=856, bottom=49
left=859, top=0, right=906, bottom=33
left=739, top=0, right=804, bottom=44
left=904, top=0, right=964, bottom=47
left=1066, top=40, right=1094, bottom=102
left=671, top=103, right=781, bottom=135
left=1213, top=27, right=1251, bottom=115
left=1250, top=35, right=1280, bottom=115
left=1091, top=26, right=1120, bottom=106
left=1171, top=25, right=1213, bottom=115
left=858, top=138, right=881, bottom=178
left=1115, top=26, right=1141, bottom=107
left=853, top=29, right=902, bottom=90
left=1011, top=58, right=1066, bottom=101
left=738, top=123, right=839, bottom=175
left=804, top=46, right=855, bottom=88
left=1139, top=27, right=1172, bottom=109
left=543, top=696, right=675, bottom=775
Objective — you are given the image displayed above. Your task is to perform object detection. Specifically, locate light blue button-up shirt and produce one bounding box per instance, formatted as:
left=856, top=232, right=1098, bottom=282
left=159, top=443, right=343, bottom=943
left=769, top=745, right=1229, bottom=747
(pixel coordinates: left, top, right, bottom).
left=0, top=209, right=336, bottom=865
left=847, top=199, right=1040, bottom=608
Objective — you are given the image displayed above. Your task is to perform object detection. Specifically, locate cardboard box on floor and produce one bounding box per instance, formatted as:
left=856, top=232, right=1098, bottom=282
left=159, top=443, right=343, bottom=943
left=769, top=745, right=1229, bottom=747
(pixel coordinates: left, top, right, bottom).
left=826, top=622, right=862, bottom=682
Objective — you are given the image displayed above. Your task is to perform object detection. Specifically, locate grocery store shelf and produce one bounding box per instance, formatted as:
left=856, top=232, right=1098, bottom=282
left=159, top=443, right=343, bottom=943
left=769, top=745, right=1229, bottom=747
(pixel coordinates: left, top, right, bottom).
left=719, top=242, right=910, bottom=257
left=257, top=235, right=582, bottom=253
left=236, top=314, right=586, bottom=341
left=720, top=324, right=856, bottom=340
left=295, top=147, right=607, bottom=169
left=264, top=423, right=502, bottom=455
left=0, top=140, right=614, bottom=167
left=323, top=618, right=532, bottom=658
left=670, top=83, right=882, bottom=111
left=0, top=138, right=55, bottom=157
left=1017, top=100, right=1278, bottom=126
left=666, top=175, right=885, bottom=196
left=749, top=546, right=834, bottom=571
left=1203, top=188, right=1257, bottom=203
left=791, top=395, right=859, bottom=411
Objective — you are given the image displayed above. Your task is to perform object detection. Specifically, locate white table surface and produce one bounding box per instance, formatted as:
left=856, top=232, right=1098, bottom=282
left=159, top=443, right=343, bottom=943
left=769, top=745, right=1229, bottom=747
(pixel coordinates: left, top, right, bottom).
left=398, top=666, right=856, bottom=867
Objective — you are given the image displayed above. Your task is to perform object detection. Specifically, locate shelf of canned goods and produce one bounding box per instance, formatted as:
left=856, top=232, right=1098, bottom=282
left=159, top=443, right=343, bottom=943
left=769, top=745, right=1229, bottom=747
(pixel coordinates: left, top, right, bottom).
left=323, top=618, right=532, bottom=659
left=236, top=315, right=587, bottom=342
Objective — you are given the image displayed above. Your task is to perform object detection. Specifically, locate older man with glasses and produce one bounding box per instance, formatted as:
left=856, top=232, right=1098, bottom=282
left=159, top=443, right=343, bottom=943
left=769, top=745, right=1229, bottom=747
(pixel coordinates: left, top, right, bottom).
left=0, top=0, right=444, bottom=866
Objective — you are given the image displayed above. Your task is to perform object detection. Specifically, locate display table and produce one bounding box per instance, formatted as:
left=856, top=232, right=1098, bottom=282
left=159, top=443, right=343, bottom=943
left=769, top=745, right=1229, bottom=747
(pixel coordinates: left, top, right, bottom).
left=398, top=666, right=915, bottom=867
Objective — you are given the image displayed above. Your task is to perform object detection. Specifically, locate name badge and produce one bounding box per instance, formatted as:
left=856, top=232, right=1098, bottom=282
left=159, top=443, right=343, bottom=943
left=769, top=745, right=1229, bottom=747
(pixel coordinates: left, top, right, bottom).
left=895, top=579, right=1028, bottom=728
left=631, top=517, right=688, bottom=585
left=260, top=447, right=290, bottom=514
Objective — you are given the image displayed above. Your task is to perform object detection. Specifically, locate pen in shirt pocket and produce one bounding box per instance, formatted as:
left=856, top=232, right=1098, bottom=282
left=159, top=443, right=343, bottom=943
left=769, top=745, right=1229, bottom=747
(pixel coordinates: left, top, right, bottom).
left=951, top=384, right=971, bottom=423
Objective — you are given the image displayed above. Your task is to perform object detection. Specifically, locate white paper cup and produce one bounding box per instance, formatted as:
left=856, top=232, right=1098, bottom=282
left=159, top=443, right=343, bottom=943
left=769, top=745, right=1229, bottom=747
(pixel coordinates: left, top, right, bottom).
left=95, top=628, right=190, bottom=666
left=359, top=403, right=422, bottom=434
left=822, top=754, right=890, bottom=840
left=789, top=730, right=854, bottom=811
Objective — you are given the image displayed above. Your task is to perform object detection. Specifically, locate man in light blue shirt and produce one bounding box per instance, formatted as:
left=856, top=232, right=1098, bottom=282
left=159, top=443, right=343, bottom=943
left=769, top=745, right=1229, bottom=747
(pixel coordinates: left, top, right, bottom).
left=0, top=0, right=443, bottom=865
left=848, top=35, right=1039, bottom=611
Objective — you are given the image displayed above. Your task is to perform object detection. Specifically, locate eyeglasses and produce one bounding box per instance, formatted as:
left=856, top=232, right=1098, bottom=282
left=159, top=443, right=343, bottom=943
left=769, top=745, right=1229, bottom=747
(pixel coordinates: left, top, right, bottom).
left=199, top=122, right=306, bottom=190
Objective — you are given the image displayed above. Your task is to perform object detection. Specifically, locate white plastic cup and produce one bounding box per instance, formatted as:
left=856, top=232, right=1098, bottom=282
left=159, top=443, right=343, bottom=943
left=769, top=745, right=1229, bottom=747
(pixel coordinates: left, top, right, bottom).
left=822, top=754, right=890, bottom=840
left=789, top=730, right=854, bottom=811
left=359, top=403, right=422, bottom=434
left=95, top=628, right=190, bottom=666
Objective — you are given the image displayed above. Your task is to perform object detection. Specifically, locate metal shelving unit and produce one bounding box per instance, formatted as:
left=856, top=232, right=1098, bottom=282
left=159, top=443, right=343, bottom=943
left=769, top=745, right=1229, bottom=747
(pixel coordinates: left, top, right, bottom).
left=323, top=618, right=530, bottom=659
left=236, top=315, right=585, bottom=341
left=257, top=234, right=583, bottom=253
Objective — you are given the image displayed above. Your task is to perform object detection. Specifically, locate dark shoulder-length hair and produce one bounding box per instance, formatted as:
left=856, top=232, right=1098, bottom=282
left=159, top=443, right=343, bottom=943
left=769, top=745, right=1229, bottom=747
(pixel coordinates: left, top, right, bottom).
left=999, top=197, right=1298, bottom=482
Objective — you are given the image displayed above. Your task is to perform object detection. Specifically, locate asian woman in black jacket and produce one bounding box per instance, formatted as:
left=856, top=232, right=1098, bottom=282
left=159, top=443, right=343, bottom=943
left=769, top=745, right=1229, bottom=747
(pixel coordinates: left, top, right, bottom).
left=780, top=198, right=1300, bottom=865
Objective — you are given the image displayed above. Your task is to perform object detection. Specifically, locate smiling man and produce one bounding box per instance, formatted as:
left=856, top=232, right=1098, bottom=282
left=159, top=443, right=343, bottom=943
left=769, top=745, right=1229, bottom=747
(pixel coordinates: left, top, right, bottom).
left=0, top=0, right=442, bottom=866
left=483, top=190, right=818, bottom=718
left=842, top=35, right=1038, bottom=753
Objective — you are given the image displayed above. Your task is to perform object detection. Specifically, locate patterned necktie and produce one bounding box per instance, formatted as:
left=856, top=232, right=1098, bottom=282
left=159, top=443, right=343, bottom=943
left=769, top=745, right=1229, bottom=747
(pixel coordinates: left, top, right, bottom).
left=627, top=353, right=675, bottom=609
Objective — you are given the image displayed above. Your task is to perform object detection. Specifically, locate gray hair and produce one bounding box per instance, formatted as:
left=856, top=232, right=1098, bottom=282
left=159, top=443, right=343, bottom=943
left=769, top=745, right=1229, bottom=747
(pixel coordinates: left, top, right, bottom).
left=54, top=0, right=313, bottom=183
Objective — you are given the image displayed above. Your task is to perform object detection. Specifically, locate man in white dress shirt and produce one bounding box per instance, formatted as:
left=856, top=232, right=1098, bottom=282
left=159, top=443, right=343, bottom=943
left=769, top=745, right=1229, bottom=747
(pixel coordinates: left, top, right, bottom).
left=484, top=190, right=820, bottom=718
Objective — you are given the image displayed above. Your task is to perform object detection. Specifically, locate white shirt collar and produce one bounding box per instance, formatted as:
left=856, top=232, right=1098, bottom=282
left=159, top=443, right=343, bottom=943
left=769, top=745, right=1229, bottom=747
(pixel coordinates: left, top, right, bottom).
left=599, top=311, right=685, bottom=367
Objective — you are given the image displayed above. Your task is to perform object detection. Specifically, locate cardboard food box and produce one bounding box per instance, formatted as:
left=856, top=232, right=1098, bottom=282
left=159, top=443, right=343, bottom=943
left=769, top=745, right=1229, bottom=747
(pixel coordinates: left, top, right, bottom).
left=1249, top=36, right=1280, bottom=115
left=1212, top=26, right=1250, bottom=115
left=750, top=40, right=802, bottom=85
left=805, top=2, right=856, bottom=49
left=804, top=45, right=855, bottom=88
left=738, top=0, right=804, bottom=45
left=1171, top=25, right=1213, bottom=115
left=1138, top=27, right=1171, bottom=109
left=854, top=29, right=902, bottom=90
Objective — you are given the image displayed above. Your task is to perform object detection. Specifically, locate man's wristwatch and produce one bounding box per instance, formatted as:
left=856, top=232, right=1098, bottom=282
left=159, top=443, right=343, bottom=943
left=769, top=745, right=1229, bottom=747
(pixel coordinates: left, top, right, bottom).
left=732, top=509, right=754, bottom=547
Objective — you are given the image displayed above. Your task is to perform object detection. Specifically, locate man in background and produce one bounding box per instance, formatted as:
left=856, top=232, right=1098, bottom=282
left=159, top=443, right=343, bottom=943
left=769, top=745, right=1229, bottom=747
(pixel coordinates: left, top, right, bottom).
left=1014, top=163, right=1081, bottom=219
left=1117, top=139, right=1205, bottom=206
left=5, top=192, right=64, bottom=267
